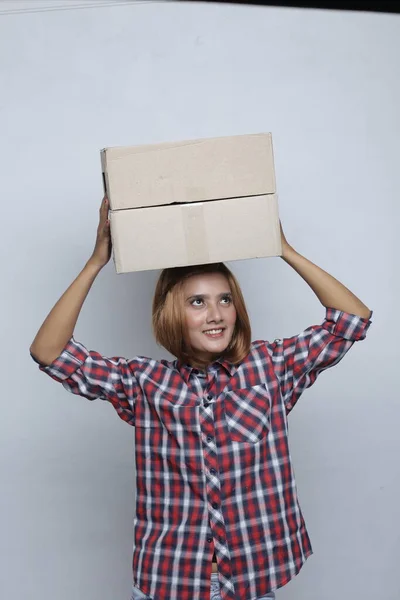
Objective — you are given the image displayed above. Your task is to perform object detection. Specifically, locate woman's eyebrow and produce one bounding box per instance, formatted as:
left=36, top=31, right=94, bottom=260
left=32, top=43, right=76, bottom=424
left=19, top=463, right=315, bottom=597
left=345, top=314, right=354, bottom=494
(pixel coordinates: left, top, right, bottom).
left=186, top=294, right=207, bottom=301
left=186, top=292, right=231, bottom=301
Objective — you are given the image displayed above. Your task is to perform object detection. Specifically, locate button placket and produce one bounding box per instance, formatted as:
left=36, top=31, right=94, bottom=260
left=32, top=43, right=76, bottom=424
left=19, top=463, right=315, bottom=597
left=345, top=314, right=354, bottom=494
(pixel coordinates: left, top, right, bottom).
left=200, top=391, right=234, bottom=599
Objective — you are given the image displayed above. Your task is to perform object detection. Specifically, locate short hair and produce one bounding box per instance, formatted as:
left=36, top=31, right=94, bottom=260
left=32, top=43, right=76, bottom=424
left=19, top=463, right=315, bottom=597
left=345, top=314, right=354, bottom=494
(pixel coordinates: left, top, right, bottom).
left=152, top=263, right=251, bottom=368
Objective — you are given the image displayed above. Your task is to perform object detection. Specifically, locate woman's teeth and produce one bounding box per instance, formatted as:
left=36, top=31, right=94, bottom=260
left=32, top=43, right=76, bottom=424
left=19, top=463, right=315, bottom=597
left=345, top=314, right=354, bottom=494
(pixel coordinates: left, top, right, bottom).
left=204, top=329, right=223, bottom=335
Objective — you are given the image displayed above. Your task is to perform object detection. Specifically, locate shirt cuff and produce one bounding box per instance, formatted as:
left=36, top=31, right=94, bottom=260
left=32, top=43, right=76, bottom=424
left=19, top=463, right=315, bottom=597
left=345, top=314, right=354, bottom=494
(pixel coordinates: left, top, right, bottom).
left=323, top=307, right=373, bottom=341
left=31, top=337, right=90, bottom=381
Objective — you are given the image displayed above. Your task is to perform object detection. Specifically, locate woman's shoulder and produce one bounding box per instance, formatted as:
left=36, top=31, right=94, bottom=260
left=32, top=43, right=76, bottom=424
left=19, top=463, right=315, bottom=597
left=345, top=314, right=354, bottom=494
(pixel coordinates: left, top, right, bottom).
left=132, top=354, right=178, bottom=371
left=249, top=338, right=282, bottom=351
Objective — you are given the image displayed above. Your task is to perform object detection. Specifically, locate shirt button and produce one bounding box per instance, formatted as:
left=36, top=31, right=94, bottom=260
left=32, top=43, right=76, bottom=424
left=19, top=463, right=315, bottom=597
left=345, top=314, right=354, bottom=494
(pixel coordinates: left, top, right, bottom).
left=212, top=502, right=219, bottom=509
left=204, top=401, right=209, bottom=408
left=207, top=537, right=213, bottom=543
left=207, top=436, right=213, bottom=442
left=210, top=468, right=216, bottom=474
left=207, top=394, right=213, bottom=401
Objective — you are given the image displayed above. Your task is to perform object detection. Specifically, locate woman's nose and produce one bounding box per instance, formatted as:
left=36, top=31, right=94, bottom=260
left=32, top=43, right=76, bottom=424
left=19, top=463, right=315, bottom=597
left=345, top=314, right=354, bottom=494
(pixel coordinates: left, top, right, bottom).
left=207, top=304, right=222, bottom=322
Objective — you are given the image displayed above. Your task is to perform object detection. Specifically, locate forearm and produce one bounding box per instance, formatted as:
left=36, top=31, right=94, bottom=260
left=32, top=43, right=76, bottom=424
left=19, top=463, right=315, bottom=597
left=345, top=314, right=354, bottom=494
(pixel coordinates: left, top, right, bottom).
left=282, top=245, right=372, bottom=319
left=30, top=259, right=103, bottom=365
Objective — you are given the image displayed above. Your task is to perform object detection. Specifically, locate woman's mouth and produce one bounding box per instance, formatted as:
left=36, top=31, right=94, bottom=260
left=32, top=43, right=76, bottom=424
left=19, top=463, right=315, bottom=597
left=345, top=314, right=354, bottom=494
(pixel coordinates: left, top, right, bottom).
left=203, top=328, right=225, bottom=339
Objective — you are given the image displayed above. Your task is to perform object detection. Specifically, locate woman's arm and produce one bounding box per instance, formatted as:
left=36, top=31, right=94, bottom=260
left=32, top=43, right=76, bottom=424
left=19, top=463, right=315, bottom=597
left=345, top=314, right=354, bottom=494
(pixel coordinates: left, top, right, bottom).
left=30, top=197, right=111, bottom=365
left=279, top=222, right=372, bottom=320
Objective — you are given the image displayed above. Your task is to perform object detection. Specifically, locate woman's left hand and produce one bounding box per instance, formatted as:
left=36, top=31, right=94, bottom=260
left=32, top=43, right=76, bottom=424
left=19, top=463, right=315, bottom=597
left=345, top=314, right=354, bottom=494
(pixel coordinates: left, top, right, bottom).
left=279, top=220, right=292, bottom=258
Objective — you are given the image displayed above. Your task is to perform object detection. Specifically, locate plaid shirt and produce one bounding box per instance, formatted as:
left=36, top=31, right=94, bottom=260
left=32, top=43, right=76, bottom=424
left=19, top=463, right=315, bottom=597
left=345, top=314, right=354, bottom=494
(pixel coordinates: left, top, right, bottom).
left=32, top=307, right=372, bottom=600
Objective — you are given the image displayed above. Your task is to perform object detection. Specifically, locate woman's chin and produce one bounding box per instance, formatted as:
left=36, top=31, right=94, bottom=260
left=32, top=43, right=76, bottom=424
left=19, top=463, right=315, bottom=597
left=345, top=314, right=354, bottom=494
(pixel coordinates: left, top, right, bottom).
left=201, top=340, right=229, bottom=355
left=190, top=332, right=233, bottom=359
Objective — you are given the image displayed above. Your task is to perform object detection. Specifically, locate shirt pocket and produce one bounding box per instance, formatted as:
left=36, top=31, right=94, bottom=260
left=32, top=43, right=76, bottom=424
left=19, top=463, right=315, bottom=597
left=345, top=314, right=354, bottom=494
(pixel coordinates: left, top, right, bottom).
left=135, top=399, right=201, bottom=435
left=223, top=384, right=271, bottom=443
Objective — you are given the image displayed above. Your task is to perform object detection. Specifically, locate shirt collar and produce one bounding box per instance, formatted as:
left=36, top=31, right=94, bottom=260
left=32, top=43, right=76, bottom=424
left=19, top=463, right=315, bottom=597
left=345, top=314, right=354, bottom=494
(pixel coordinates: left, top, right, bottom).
left=177, top=357, right=236, bottom=383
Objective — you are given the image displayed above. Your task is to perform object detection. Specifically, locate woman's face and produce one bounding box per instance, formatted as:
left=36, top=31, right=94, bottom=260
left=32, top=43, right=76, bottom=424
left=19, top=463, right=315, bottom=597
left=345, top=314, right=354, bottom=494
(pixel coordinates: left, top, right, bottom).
left=182, top=272, right=237, bottom=360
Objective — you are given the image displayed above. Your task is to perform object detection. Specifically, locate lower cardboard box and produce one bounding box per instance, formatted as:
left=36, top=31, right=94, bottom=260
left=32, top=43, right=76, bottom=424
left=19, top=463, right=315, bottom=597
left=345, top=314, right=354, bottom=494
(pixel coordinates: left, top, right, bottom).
left=109, top=194, right=281, bottom=273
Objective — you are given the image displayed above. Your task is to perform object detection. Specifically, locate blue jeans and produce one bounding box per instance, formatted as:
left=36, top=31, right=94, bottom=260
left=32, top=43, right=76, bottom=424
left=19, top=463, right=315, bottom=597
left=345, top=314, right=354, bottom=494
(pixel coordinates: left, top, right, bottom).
left=210, top=572, right=275, bottom=599
left=131, top=572, right=276, bottom=599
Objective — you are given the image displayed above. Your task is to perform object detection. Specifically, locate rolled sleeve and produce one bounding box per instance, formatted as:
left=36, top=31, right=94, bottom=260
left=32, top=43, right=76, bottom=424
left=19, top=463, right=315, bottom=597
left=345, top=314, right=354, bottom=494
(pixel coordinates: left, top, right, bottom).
left=31, top=337, right=142, bottom=426
left=322, top=308, right=372, bottom=341
left=32, top=338, right=91, bottom=381
left=268, top=307, right=373, bottom=414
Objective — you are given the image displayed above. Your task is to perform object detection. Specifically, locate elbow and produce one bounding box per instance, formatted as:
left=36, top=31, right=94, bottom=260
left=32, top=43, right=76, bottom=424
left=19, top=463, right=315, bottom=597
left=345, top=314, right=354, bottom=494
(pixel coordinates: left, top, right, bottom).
left=29, top=343, right=55, bottom=367
left=29, top=343, right=38, bottom=360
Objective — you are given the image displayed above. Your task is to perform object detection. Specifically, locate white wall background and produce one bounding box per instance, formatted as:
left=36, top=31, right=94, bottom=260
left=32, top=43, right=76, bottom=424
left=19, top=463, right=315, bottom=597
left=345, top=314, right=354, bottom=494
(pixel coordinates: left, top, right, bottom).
left=0, top=1, right=399, bottom=599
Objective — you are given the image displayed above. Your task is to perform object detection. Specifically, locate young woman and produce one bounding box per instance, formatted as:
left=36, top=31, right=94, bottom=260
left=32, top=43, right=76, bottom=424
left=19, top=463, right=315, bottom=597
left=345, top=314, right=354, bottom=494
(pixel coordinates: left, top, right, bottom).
left=30, top=196, right=372, bottom=600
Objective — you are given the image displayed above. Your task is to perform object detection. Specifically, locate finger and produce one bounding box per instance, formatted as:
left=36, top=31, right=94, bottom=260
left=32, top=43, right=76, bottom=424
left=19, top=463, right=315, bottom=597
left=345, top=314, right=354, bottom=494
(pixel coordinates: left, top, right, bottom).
left=101, top=218, right=110, bottom=234
left=99, top=196, right=108, bottom=213
left=99, top=199, right=109, bottom=224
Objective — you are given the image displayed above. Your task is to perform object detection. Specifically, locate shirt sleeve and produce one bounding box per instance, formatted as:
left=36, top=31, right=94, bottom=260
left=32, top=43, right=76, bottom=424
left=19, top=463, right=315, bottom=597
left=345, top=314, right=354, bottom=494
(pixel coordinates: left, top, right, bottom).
left=266, top=307, right=373, bottom=414
left=30, top=337, right=143, bottom=426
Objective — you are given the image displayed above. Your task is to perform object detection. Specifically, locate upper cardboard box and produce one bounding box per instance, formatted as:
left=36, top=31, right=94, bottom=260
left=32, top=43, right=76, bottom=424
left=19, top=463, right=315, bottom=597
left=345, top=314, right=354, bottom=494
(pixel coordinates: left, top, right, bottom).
left=101, top=133, right=276, bottom=211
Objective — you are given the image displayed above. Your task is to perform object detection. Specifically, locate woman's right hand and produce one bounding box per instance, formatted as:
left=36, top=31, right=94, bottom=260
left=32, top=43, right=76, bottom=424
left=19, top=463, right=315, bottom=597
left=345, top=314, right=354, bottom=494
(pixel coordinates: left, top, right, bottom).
left=88, top=196, right=112, bottom=268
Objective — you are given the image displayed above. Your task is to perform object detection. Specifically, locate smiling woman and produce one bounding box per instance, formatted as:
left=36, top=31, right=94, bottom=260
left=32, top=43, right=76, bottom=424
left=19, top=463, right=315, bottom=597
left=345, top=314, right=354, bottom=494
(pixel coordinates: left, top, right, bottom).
left=29, top=197, right=372, bottom=600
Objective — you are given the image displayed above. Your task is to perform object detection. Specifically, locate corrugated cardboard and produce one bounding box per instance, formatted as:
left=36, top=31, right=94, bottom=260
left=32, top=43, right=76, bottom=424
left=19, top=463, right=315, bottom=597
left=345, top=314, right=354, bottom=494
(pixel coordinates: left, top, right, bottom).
left=101, top=133, right=275, bottom=211
left=110, top=194, right=281, bottom=273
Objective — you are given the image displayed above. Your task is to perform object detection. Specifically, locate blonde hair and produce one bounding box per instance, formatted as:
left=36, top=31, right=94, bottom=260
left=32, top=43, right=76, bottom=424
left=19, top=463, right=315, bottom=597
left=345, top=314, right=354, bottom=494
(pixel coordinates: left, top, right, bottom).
left=152, top=263, right=251, bottom=368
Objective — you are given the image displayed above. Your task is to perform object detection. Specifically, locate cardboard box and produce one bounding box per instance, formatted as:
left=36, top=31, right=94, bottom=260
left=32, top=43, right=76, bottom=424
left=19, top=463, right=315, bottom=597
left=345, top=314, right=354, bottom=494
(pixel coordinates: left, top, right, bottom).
left=101, top=133, right=275, bottom=211
left=110, top=194, right=281, bottom=273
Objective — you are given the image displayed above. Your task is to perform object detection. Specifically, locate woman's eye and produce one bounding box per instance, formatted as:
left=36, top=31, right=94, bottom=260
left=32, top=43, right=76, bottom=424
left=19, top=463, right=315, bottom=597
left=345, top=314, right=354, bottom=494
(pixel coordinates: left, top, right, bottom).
left=191, top=299, right=204, bottom=307
left=221, top=296, right=232, bottom=304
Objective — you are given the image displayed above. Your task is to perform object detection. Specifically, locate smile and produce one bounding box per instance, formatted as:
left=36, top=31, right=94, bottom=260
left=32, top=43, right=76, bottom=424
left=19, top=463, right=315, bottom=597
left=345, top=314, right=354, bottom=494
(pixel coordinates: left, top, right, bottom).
left=203, top=328, right=225, bottom=337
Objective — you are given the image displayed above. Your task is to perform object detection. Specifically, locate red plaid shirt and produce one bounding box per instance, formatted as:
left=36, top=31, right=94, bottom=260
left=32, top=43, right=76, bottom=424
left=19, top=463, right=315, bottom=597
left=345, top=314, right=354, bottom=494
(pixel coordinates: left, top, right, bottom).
left=32, top=307, right=372, bottom=600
